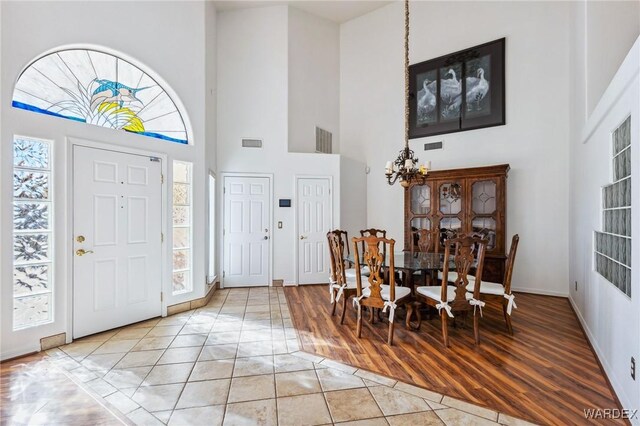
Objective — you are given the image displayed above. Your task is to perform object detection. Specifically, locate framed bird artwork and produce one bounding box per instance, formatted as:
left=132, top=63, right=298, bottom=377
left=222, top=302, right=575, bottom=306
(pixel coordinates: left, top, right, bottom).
left=408, top=38, right=505, bottom=139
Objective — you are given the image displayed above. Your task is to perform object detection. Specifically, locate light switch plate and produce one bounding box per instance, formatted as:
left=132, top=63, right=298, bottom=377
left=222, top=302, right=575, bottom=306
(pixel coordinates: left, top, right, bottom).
left=278, top=221, right=283, bottom=229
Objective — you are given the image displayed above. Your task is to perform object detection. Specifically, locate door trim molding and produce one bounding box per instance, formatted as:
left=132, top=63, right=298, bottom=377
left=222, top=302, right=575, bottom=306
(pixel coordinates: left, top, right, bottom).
left=220, top=172, right=274, bottom=289
left=66, top=137, right=168, bottom=341
left=294, top=175, right=334, bottom=286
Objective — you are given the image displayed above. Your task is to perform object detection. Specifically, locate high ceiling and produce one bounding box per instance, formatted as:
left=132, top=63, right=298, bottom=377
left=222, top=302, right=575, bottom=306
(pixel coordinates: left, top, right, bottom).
left=214, top=1, right=393, bottom=23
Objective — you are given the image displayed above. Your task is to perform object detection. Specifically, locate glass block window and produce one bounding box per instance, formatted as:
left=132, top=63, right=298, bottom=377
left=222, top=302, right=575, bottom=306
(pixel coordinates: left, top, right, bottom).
left=13, top=136, right=54, bottom=329
left=12, top=49, right=188, bottom=144
left=172, top=161, right=193, bottom=294
left=595, top=116, right=631, bottom=297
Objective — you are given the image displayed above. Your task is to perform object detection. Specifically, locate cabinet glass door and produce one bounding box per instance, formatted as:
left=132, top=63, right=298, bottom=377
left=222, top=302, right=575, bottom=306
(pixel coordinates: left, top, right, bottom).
left=470, top=179, right=498, bottom=250
left=437, top=181, right=464, bottom=248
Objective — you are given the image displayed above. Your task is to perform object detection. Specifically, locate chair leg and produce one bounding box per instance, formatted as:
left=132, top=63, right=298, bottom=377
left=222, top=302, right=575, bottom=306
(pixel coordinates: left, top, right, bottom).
left=441, top=310, right=449, bottom=347
left=368, top=307, right=375, bottom=324
left=473, top=310, right=480, bottom=345
left=387, top=320, right=395, bottom=346
left=503, top=302, right=514, bottom=335
left=340, top=295, right=347, bottom=325
left=356, top=305, right=363, bottom=338
left=405, top=303, right=413, bottom=330
left=331, top=292, right=337, bottom=316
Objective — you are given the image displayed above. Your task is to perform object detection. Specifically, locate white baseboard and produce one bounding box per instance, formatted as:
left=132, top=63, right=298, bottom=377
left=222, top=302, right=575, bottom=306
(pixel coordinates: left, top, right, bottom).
left=1, top=343, right=41, bottom=362
left=511, top=287, right=569, bottom=297
left=568, top=296, right=637, bottom=425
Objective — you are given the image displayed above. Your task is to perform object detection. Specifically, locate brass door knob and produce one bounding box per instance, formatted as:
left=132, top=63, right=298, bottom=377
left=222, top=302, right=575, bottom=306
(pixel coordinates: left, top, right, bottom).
left=76, top=249, right=94, bottom=256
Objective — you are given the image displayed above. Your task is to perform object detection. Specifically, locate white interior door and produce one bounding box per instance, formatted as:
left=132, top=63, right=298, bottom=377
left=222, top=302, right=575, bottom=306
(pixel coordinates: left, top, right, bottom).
left=297, top=177, right=332, bottom=284
left=73, top=145, right=162, bottom=338
left=223, top=176, right=270, bottom=287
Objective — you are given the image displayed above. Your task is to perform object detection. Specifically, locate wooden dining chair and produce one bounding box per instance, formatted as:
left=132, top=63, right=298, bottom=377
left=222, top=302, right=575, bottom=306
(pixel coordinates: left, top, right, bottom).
left=352, top=235, right=412, bottom=345
left=465, top=234, right=520, bottom=334
left=410, top=228, right=439, bottom=286
left=327, top=230, right=367, bottom=324
left=415, top=235, right=488, bottom=346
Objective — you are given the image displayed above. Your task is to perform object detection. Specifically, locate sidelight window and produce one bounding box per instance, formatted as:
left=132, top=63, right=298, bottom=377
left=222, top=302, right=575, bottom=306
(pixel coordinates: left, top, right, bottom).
left=12, top=136, right=54, bottom=329
left=172, top=161, right=193, bottom=294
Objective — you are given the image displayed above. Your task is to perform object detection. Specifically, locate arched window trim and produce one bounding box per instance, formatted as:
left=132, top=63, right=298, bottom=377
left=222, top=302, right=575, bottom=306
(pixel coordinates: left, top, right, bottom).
left=11, top=44, right=193, bottom=145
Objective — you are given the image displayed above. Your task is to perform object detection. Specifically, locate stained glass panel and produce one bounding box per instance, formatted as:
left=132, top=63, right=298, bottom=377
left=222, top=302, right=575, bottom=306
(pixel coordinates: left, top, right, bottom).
left=173, top=249, right=190, bottom=270
left=14, top=265, right=50, bottom=296
left=14, top=234, right=50, bottom=263
left=173, top=183, right=190, bottom=205
left=14, top=203, right=49, bottom=230
left=12, top=49, right=188, bottom=145
left=173, top=227, right=190, bottom=249
left=14, top=171, right=49, bottom=200
left=173, top=206, right=190, bottom=226
left=13, top=293, right=51, bottom=329
left=173, top=162, right=191, bottom=183
left=13, top=138, right=49, bottom=169
left=173, top=271, right=189, bottom=293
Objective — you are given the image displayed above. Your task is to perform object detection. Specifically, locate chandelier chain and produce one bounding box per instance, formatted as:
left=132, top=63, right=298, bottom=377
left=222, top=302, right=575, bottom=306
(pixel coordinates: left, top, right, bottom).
left=404, top=0, right=410, bottom=149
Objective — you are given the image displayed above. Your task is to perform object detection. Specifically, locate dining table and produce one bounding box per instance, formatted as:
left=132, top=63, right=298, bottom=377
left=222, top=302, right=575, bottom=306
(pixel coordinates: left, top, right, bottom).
left=345, top=251, right=458, bottom=290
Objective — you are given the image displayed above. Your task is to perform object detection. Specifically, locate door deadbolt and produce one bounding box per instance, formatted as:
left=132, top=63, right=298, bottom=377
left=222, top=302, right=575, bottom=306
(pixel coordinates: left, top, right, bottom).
left=76, top=235, right=85, bottom=243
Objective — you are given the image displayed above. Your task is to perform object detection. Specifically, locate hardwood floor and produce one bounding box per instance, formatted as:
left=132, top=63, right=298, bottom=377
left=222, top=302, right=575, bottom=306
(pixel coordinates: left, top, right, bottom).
left=285, top=285, right=625, bottom=425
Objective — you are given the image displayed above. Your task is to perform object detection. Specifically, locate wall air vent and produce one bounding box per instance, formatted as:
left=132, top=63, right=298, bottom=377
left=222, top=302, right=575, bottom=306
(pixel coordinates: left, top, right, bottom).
left=424, top=141, right=443, bottom=151
left=315, top=127, right=332, bottom=154
left=242, top=138, right=263, bottom=148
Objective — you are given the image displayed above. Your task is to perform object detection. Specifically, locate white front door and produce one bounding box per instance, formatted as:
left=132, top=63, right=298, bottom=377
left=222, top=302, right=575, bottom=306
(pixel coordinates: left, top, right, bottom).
left=297, top=177, right=332, bottom=284
left=223, top=176, right=270, bottom=287
left=73, top=145, right=162, bottom=338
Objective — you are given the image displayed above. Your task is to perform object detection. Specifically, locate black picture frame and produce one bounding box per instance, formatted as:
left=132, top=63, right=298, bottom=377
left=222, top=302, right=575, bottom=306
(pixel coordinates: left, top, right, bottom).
left=408, top=38, right=505, bottom=139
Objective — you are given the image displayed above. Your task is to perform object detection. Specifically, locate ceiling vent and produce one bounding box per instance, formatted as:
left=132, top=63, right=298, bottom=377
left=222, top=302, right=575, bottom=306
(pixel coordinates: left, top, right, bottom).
left=315, top=127, right=332, bottom=154
left=242, top=138, right=263, bottom=148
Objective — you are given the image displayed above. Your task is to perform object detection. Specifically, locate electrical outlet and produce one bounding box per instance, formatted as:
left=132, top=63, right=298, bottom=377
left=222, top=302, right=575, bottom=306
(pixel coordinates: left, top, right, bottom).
left=632, top=357, right=636, bottom=380
left=575, top=281, right=578, bottom=291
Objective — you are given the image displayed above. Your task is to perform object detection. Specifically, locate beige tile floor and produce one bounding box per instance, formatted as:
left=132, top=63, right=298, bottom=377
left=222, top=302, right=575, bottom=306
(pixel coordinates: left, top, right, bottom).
left=39, top=287, right=535, bottom=425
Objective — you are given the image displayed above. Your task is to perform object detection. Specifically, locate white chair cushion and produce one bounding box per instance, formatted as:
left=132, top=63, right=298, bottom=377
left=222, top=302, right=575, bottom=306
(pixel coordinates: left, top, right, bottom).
left=362, top=284, right=410, bottom=302
left=466, top=281, right=505, bottom=295
left=437, top=271, right=475, bottom=283
left=416, top=285, right=472, bottom=303
left=345, top=266, right=371, bottom=278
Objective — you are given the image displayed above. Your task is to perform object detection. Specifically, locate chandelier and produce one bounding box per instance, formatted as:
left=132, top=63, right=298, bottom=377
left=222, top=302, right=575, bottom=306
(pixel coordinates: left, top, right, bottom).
left=385, top=0, right=429, bottom=188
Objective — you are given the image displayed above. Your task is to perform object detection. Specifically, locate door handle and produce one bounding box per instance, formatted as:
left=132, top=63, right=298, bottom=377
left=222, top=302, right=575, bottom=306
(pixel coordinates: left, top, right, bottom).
left=300, top=235, right=307, bottom=240
left=76, top=249, right=94, bottom=256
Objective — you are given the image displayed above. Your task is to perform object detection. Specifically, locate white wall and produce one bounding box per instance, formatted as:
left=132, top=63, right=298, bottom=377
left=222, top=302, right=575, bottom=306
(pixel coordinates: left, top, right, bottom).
left=217, top=6, right=342, bottom=286
left=340, top=1, right=572, bottom=296
left=0, top=1, right=211, bottom=359
left=568, top=1, right=640, bottom=416
left=584, top=1, right=640, bottom=115
left=340, top=157, right=368, bottom=244
left=288, top=7, right=340, bottom=154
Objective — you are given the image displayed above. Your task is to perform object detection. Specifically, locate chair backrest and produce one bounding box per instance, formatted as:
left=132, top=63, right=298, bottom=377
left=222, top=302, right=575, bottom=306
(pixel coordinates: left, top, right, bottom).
left=352, top=235, right=395, bottom=308
left=327, top=230, right=348, bottom=285
left=503, top=234, right=520, bottom=293
left=359, top=228, right=387, bottom=259
left=441, top=235, right=488, bottom=309
left=411, top=228, right=439, bottom=255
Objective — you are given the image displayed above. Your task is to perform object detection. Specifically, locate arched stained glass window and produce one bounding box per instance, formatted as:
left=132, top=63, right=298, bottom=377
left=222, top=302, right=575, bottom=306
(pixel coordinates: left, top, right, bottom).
left=12, top=49, right=189, bottom=144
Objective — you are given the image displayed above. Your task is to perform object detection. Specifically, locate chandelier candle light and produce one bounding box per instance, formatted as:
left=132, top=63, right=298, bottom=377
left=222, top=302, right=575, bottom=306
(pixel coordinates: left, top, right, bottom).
left=385, top=0, right=430, bottom=188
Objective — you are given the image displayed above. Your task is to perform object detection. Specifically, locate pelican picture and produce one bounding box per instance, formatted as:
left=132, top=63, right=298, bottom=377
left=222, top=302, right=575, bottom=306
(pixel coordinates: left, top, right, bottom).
left=409, top=38, right=505, bottom=138
left=465, top=55, right=491, bottom=117
left=416, top=69, right=437, bottom=125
